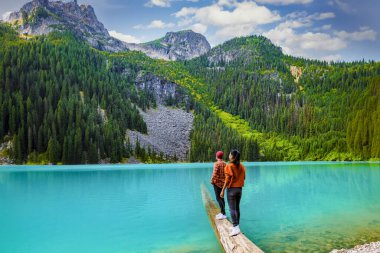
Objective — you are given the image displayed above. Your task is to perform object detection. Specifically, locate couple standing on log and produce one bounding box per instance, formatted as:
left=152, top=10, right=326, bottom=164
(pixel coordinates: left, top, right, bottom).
left=210, top=150, right=246, bottom=237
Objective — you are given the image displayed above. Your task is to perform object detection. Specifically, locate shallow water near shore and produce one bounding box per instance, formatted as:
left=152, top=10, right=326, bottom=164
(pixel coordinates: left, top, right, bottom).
left=0, top=162, right=379, bottom=252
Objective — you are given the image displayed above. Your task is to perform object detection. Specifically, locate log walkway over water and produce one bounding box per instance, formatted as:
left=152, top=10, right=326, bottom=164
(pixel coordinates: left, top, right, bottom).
left=201, top=183, right=264, bottom=253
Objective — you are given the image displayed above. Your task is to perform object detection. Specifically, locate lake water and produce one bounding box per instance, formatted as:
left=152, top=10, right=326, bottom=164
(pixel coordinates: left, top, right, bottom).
left=0, top=162, right=379, bottom=253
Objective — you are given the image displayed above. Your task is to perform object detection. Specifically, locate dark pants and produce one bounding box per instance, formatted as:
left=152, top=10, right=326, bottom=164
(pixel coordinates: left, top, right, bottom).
left=213, top=184, right=226, bottom=215
left=227, top=187, right=242, bottom=226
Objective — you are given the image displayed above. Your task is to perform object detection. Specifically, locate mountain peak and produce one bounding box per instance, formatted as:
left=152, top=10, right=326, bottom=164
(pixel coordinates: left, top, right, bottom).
left=4, top=0, right=125, bottom=52
left=165, top=30, right=194, bottom=36
left=32, top=0, right=49, bottom=5
left=204, top=35, right=283, bottom=66
left=4, top=0, right=212, bottom=59
left=126, top=29, right=211, bottom=61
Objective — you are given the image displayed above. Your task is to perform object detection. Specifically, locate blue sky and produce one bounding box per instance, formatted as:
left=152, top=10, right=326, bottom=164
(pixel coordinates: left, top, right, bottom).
left=1, top=0, right=379, bottom=61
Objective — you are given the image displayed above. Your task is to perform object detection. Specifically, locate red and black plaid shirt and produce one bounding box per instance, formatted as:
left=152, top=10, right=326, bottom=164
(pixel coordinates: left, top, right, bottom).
left=210, top=160, right=226, bottom=188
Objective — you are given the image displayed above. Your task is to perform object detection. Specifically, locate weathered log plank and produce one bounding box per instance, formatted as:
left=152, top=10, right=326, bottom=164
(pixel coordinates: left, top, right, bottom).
left=201, top=183, right=264, bottom=253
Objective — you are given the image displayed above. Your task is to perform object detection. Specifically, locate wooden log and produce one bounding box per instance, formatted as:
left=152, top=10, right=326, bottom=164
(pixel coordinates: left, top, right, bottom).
left=201, top=183, right=264, bottom=253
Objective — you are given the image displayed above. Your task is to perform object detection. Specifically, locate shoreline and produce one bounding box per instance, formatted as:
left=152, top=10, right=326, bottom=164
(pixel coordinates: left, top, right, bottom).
left=2, top=160, right=380, bottom=166
left=331, top=241, right=380, bottom=253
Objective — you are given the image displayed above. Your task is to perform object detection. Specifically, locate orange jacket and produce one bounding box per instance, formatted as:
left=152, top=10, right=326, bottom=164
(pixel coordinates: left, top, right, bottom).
left=224, top=163, right=246, bottom=188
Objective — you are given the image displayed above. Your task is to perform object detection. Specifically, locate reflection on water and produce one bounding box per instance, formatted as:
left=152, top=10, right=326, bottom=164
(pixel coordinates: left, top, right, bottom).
left=0, top=162, right=379, bottom=253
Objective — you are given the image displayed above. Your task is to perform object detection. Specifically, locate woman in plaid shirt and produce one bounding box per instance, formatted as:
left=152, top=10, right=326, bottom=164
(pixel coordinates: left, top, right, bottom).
left=210, top=151, right=227, bottom=220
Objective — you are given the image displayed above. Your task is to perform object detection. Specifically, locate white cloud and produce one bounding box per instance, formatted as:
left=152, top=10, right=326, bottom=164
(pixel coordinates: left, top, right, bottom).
left=255, top=0, right=313, bottom=5
left=335, top=27, right=377, bottom=41
left=148, top=20, right=175, bottom=29
left=299, top=32, right=346, bottom=50
left=174, top=7, right=197, bottom=18
left=264, top=18, right=348, bottom=57
left=214, top=24, right=256, bottom=41
left=322, top=24, right=332, bottom=30
left=216, top=0, right=238, bottom=6
left=174, top=1, right=280, bottom=43
left=328, top=0, right=354, bottom=13
left=145, top=0, right=171, bottom=8
left=145, top=0, right=199, bottom=7
left=134, top=20, right=175, bottom=30
left=109, top=31, right=141, bottom=44
left=189, top=2, right=280, bottom=27
left=2, top=11, right=12, bottom=21
left=176, top=18, right=194, bottom=27
left=148, top=20, right=174, bottom=29
left=264, top=16, right=377, bottom=60
left=283, top=11, right=335, bottom=28
left=190, top=23, right=207, bottom=34
left=316, top=12, right=335, bottom=20
left=313, top=24, right=332, bottom=32
left=166, top=0, right=375, bottom=60
left=320, top=54, right=343, bottom=62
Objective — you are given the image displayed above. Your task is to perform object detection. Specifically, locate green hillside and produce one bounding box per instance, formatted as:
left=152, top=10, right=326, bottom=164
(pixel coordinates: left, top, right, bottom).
left=1, top=23, right=379, bottom=164
left=183, top=35, right=380, bottom=161
left=0, top=24, right=147, bottom=164
left=109, top=51, right=301, bottom=161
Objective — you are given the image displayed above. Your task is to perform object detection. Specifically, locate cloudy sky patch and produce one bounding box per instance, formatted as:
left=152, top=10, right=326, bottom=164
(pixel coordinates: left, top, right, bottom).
left=1, top=0, right=378, bottom=61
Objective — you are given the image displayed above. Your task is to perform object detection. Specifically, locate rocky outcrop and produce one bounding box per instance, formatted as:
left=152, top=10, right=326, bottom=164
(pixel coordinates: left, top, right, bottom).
left=126, top=30, right=211, bottom=61
left=127, top=72, right=194, bottom=161
left=0, top=141, right=14, bottom=165
left=135, top=71, right=190, bottom=107
left=127, top=105, right=193, bottom=161
left=0, top=156, right=13, bottom=165
left=290, top=65, right=303, bottom=84
left=4, top=0, right=126, bottom=52
left=207, top=47, right=250, bottom=65
left=126, top=156, right=141, bottom=164
left=331, top=241, right=380, bottom=253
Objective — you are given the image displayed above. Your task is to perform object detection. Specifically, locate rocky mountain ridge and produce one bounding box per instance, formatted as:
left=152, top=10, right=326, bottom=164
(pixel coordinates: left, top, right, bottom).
left=4, top=0, right=125, bottom=51
left=126, top=30, right=211, bottom=60
left=3, top=0, right=211, bottom=59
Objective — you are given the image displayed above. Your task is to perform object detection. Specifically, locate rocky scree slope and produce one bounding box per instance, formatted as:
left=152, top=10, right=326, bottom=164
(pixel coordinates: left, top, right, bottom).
left=127, top=71, right=194, bottom=161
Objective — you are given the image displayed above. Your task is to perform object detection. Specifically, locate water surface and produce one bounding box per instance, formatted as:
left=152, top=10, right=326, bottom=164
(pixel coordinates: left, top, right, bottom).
left=1, top=162, right=379, bottom=252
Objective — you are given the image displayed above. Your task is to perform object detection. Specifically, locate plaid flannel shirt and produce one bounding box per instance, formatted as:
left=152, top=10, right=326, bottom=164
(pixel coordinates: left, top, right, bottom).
left=210, top=160, right=226, bottom=188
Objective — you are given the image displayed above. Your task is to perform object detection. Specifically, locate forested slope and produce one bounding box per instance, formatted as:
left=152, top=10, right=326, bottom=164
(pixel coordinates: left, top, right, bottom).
left=183, top=35, right=380, bottom=160
left=0, top=24, right=146, bottom=164
left=1, top=24, right=378, bottom=164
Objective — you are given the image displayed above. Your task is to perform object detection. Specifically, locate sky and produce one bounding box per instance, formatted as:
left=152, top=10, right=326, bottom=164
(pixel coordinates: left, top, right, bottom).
left=1, top=0, right=379, bottom=62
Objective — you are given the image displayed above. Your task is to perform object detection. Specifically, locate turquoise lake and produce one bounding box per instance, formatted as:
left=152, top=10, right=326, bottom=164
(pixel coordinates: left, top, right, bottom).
left=1, top=162, right=380, bottom=252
